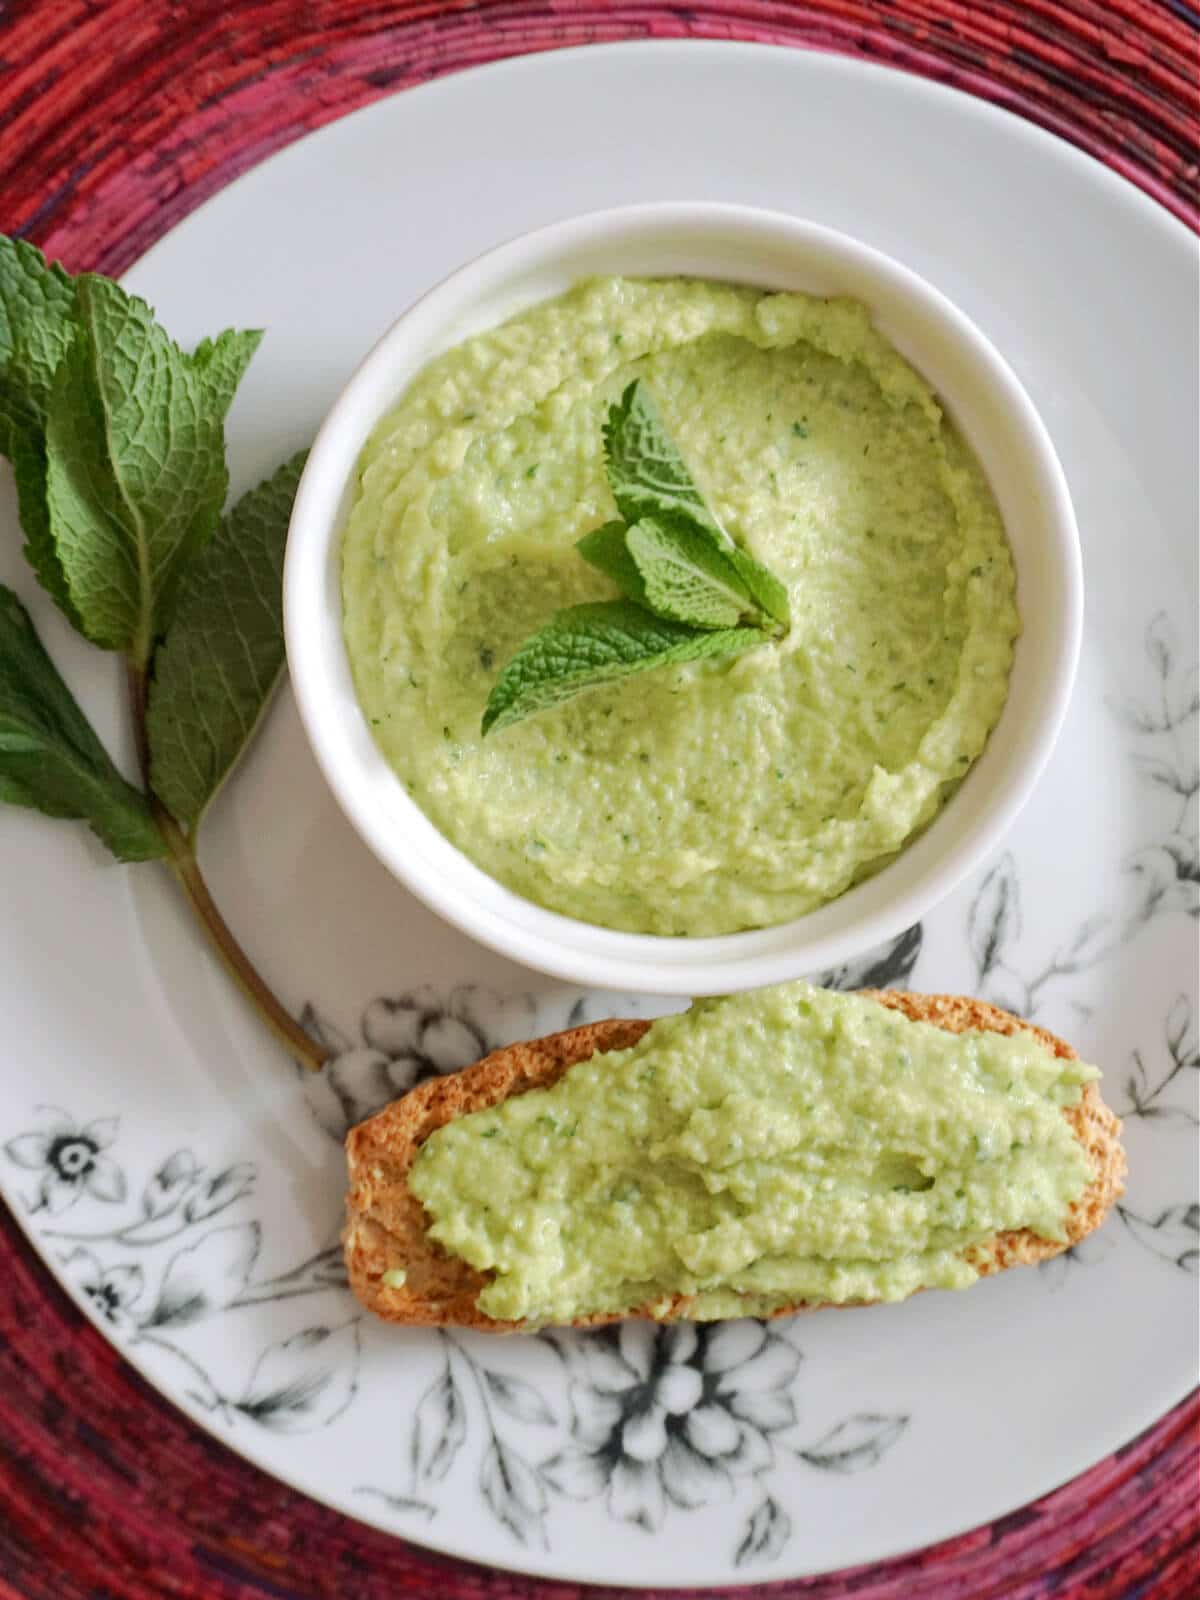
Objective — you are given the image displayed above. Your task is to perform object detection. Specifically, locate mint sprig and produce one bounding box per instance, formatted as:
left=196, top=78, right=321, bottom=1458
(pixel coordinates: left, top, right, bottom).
left=0, top=236, right=326, bottom=1072
left=483, top=379, right=790, bottom=733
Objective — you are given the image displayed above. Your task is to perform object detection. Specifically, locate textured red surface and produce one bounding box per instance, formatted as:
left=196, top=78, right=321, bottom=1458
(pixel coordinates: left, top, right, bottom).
left=0, top=3, right=1198, bottom=1597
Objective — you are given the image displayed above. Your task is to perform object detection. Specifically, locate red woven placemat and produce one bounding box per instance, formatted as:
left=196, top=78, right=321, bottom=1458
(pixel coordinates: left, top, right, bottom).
left=0, top=4, right=1197, bottom=1597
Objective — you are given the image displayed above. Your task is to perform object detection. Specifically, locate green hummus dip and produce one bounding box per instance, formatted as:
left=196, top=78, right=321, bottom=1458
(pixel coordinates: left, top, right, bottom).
left=342, top=277, right=1018, bottom=935
left=409, top=983, right=1098, bottom=1327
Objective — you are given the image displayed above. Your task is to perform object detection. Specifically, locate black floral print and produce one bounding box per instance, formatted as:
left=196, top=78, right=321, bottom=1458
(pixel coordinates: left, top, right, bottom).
left=5, top=1113, right=358, bottom=1435
left=1118, top=993, right=1198, bottom=1124
left=967, top=611, right=1198, bottom=1021
left=301, top=984, right=536, bottom=1139
left=544, top=1322, right=800, bottom=1532
left=365, top=1317, right=908, bottom=1564
left=62, top=1247, right=143, bottom=1330
left=4, top=1110, right=125, bottom=1214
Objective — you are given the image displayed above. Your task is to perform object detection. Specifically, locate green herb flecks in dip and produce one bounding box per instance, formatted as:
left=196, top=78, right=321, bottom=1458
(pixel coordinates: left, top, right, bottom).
left=409, top=984, right=1099, bottom=1328
left=341, top=277, right=1019, bottom=935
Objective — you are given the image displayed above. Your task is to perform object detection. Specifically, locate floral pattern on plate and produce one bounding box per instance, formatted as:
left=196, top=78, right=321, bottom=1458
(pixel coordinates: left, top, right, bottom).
left=358, top=1319, right=908, bottom=1567
left=3, top=1119, right=356, bottom=1434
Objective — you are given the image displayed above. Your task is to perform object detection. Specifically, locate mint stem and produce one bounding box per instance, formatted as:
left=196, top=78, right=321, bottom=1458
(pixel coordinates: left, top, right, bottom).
left=126, top=664, right=328, bottom=1073
left=127, top=662, right=151, bottom=776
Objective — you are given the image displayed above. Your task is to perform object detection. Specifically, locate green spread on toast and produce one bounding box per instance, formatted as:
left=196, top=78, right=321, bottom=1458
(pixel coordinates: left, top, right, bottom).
left=408, top=983, right=1098, bottom=1327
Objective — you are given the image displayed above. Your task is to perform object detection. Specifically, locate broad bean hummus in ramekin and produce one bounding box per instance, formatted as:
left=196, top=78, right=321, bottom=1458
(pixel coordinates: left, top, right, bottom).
left=341, top=276, right=1018, bottom=937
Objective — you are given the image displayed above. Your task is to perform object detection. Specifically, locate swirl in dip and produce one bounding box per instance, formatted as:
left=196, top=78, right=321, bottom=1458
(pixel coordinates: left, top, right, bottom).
left=341, top=278, right=1018, bottom=936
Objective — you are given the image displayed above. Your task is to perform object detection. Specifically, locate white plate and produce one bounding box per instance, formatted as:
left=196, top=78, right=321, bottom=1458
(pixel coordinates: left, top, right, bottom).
left=1, top=42, right=1196, bottom=1589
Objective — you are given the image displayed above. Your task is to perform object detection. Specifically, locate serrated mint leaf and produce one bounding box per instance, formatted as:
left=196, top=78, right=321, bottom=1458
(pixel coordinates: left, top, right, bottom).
left=0, top=584, right=164, bottom=860
left=146, top=450, right=306, bottom=832
left=625, top=516, right=752, bottom=629
left=192, top=328, right=264, bottom=420
left=0, top=236, right=80, bottom=622
left=44, top=276, right=256, bottom=663
left=603, top=379, right=724, bottom=541
left=575, top=520, right=646, bottom=604
left=482, top=600, right=761, bottom=735
left=603, top=380, right=790, bottom=628
left=0, top=237, right=75, bottom=442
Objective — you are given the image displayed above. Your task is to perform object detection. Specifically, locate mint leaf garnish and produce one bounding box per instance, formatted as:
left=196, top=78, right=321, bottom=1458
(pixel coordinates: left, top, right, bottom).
left=44, top=276, right=256, bottom=664
left=482, top=379, right=793, bottom=732
left=481, top=600, right=761, bottom=735
left=0, top=238, right=80, bottom=621
left=603, top=379, right=725, bottom=542
left=147, top=450, right=307, bottom=832
left=625, top=516, right=754, bottom=629
left=575, top=519, right=647, bottom=605
left=0, top=585, right=164, bottom=860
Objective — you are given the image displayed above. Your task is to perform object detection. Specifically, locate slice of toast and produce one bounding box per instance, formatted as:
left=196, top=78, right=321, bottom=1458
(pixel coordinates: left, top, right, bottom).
left=343, top=991, right=1125, bottom=1332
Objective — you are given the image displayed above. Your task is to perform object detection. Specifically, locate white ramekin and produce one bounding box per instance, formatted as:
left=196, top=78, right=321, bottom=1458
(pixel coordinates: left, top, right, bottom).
left=284, top=203, right=1082, bottom=995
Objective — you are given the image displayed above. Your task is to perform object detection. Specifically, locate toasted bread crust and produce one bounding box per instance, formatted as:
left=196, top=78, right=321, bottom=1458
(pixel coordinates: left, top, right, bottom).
left=343, top=992, right=1125, bottom=1332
